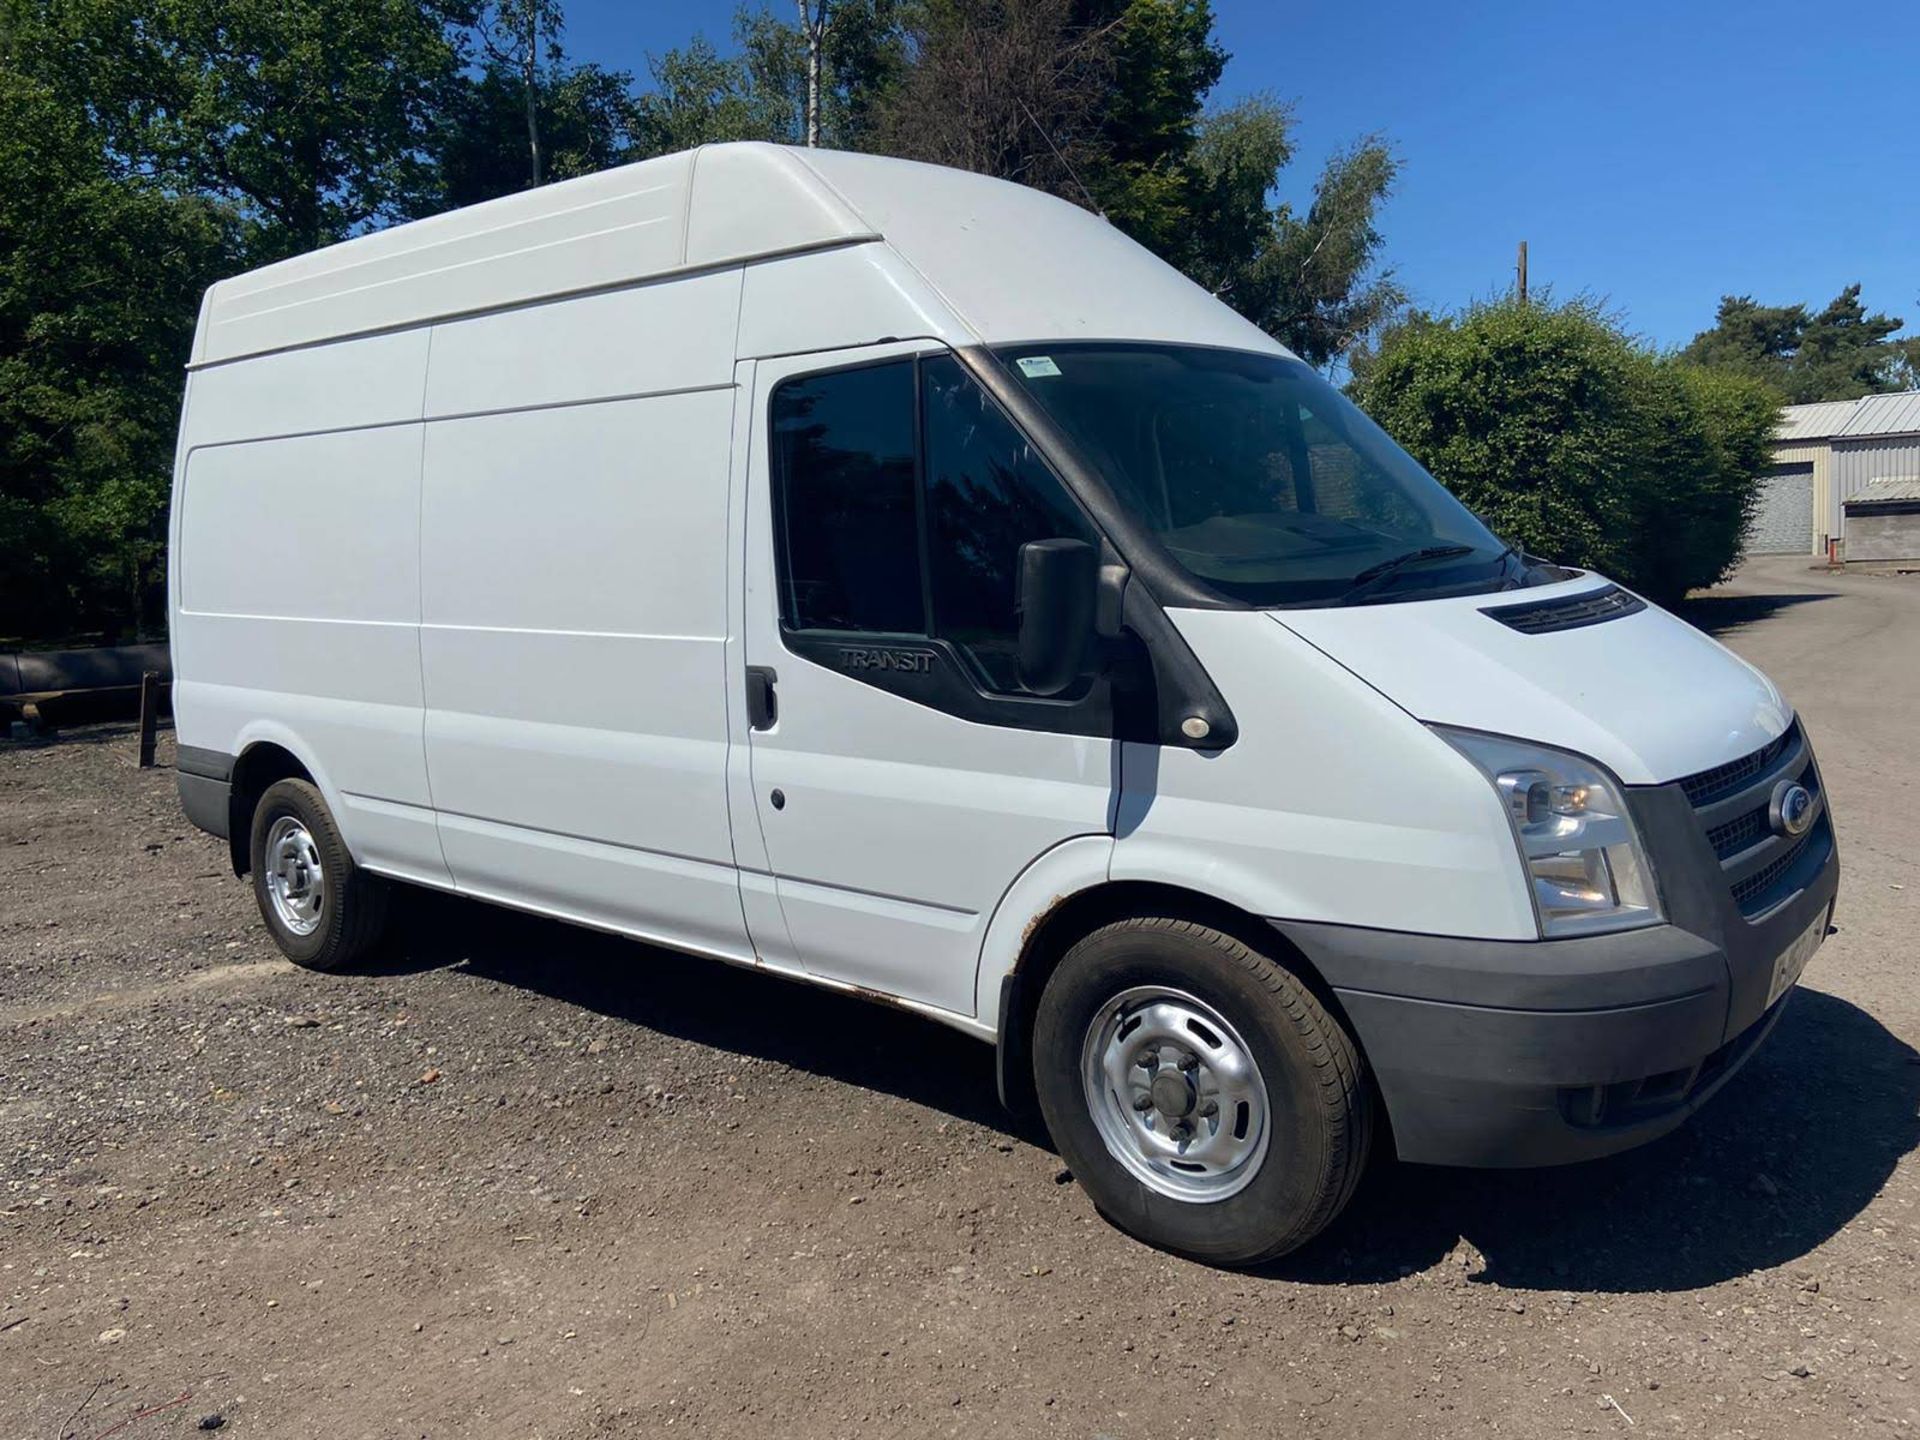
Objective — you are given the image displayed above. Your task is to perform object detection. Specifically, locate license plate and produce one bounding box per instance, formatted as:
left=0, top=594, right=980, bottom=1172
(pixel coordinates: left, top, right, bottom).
left=1767, top=909, right=1827, bottom=1007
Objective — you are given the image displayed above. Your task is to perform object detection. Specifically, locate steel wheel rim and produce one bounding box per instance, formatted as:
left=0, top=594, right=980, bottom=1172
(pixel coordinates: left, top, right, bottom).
left=264, top=815, right=326, bottom=937
left=1081, top=985, right=1271, bottom=1203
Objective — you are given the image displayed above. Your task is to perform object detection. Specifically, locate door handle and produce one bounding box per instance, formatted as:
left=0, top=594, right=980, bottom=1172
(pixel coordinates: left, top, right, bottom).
left=746, top=665, right=778, bottom=730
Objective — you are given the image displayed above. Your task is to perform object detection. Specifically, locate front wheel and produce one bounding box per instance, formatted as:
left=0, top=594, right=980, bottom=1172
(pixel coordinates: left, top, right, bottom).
left=248, top=778, right=390, bottom=971
left=1032, top=918, right=1371, bottom=1265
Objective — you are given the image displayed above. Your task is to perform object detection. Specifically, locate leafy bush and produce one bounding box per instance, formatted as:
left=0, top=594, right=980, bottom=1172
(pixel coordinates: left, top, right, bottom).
left=1351, top=297, right=1778, bottom=606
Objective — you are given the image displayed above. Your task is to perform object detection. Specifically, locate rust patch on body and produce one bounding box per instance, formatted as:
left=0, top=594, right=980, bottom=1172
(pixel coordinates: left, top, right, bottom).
left=849, top=983, right=915, bottom=1013
left=1020, top=894, right=1072, bottom=955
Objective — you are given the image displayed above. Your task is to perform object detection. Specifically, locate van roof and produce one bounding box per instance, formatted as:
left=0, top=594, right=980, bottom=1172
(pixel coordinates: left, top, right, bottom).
left=191, top=143, right=1280, bottom=367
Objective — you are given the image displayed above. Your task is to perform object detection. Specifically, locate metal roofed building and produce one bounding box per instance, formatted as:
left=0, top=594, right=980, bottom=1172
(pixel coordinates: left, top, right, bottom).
left=1842, top=475, right=1920, bottom=564
left=1749, top=391, right=1920, bottom=557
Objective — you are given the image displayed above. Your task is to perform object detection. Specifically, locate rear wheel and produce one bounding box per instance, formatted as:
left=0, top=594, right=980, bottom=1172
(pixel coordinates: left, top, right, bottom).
left=1032, top=917, right=1370, bottom=1265
left=248, top=778, right=390, bottom=971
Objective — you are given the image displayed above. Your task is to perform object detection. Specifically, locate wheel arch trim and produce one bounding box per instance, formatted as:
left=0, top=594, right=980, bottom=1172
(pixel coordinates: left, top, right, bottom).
left=972, top=835, right=1117, bottom=1029
left=226, top=725, right=355, bottom=871
left=977, top=847, right=1353, bottom=1120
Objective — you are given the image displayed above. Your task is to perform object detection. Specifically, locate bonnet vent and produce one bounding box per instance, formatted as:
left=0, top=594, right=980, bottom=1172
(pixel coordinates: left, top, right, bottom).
left=1481, top=584, right=1646, bottom=636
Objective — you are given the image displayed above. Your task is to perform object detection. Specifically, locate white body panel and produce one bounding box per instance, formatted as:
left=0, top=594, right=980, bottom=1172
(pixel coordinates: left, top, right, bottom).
left=417, top=280, right=746, bottom=962
left=421, top=270, right=741, bottom=415
left=187, top=142, right=1276, bottom=372
left=183, top=328, right=431, bottom=443
left=171, top=142, right=1799, bottom=1045
left=968, top=834, right=1117, bottom=1023
left=171, top=335, right=449, bottom=886
left=790, top=150, right=1284, bottom=353
left=737, top=347, right=1115, bottom=1017
left=1274, top=574, right=1793, bottom=784
left=191, top=148, right=874, bottom=365
left=1112, top=610, right=1538, bottom=941
left=734, top=244, right=967, bottom=359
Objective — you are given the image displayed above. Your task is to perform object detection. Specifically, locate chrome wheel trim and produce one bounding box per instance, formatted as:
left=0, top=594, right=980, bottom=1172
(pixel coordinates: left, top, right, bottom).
left=1081, top=985, right=1271, bottom=1204
left=264, top=814, right=326, bottom=937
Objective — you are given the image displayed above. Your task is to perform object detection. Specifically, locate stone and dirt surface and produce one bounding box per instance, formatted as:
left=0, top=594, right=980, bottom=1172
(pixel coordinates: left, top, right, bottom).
left=2, top=552, right=1916, bottom=1439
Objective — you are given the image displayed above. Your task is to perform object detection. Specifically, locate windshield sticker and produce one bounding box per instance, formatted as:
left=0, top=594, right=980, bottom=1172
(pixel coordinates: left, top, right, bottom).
left=1015, top=355, right=1062, bottom=379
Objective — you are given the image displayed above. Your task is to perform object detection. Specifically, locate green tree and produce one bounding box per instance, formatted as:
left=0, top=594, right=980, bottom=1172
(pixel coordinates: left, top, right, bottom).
left=812, top=0, right=908, bottom=148
left=1080, top=0, right=1224, bottom=254
left=868, top=0, right=1113, bottom=193
left=1354, top=296, right=1777, bottom=604
left=434, top=56, right=642, bottom=209
left=636, top=33, right=796, bottom=151
left=1639, top=363, right=1778, bottom=601
left=1183, top=102, right=1401, bottom=366
left=468, top=0, right=565, bottom=188
left=1680, top=285, right=1920, bottom=403
left=869, top=0, right=1399, bottom=367
left=19, top=0, right=473, bottom=262
left=637, top=1, right=907, bottom=154
left=0, top=62, right=238, bottom=641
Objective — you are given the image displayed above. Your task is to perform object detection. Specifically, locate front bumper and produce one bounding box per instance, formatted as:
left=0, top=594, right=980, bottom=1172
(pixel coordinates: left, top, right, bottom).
left=1275, top=779, right=1840, bottom=1167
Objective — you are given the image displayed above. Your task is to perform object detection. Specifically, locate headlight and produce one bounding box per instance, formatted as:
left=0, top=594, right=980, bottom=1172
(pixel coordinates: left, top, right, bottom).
left=1434, top=727, right=1661, bottom=937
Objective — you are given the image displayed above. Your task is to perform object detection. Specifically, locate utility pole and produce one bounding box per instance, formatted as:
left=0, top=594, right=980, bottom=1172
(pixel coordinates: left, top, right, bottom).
left=1516, top=241, right=1528, bottom=305
left=797, top=0, right=830, bottom=147
left=523, top=0, right=542, bottom=187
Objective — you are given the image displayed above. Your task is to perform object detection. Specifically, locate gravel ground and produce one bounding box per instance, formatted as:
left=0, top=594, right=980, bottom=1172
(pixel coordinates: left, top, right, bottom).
left=3, top=553, right=1916, bottom=1440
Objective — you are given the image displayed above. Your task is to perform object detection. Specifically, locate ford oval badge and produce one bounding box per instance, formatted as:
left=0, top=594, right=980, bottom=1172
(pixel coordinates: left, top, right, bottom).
left=1770, top=780, right=1815, bottom=838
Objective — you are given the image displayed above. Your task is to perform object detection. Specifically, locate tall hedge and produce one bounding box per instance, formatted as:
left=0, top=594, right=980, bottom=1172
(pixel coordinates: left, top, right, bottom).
left=1351, top=297, right=1778, bottom=606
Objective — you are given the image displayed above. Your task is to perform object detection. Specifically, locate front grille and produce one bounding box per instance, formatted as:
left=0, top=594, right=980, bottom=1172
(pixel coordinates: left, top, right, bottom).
left=1673, top=720, right=1829, bottom=920
left=1731, top=825, right=1820, bottom=911
left=1705, top=807, right=1767, bottom=859
left=1482, top=584, right=1647, bottom=635
left=1705, top=768, right=1822, bottom=862
left=1679, top=722, right=1799, bottom=809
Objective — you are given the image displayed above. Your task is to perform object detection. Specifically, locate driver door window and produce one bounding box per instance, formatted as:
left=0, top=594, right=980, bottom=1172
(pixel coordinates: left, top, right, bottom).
left=769, top=350, right=1097, bottom=698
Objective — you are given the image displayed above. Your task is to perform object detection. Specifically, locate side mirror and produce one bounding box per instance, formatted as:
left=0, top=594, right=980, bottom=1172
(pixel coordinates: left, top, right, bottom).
left=1016, top=538, right=1098, bottom=697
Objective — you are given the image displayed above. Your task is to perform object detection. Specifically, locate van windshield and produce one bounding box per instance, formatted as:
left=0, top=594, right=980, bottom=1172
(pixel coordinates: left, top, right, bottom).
left=996, top=343, right=1523, bottom=607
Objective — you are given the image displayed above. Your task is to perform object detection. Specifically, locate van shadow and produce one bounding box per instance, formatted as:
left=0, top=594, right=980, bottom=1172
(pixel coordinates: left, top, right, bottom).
left=1273, top=986, right=1918, bottom=1293
left=378, top=889, right=1016, bottom=1135
left=1678, top=589, right=1834, bottom=638
left=376, top=894, right=1914, bottom=1293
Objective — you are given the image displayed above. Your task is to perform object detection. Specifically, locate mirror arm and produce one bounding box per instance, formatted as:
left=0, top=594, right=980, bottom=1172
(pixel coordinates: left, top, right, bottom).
left=1095, top=561, right=1129, bottom=640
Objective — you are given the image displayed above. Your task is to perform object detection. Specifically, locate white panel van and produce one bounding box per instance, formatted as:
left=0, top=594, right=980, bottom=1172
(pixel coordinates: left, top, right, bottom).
left=170, top=144, right=1838, bottom=1263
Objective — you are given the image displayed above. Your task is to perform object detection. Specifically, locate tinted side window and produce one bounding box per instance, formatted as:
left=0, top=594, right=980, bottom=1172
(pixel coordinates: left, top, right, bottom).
left=922, top=354, right=1095, bottom=692
left=770, top=362, right=922, bottom=633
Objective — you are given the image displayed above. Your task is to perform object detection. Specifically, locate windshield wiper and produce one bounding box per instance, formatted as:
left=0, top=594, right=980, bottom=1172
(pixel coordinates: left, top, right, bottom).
left=1337, top=544, right=1476, bottom=605
left=1490, top=540, right=1528, bottom=589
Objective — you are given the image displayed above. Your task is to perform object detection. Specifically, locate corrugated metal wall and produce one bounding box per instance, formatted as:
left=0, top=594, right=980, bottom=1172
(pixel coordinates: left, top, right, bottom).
left=1834, top=436, right=1920, bottom=544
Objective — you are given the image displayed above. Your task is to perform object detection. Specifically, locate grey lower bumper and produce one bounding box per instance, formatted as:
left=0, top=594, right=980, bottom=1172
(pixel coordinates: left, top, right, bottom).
left=1275, top=827, right=1839, bottom=1168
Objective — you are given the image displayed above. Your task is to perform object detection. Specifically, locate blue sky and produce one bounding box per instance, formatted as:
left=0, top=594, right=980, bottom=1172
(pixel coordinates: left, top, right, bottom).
left=563, top=0, right=1919, bottom=350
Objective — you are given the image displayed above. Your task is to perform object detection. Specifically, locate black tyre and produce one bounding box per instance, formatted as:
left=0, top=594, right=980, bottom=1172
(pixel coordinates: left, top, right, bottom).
left=1032, top=917, right=1371, bottom=1265
left=248, top=778, right=390, bottom=971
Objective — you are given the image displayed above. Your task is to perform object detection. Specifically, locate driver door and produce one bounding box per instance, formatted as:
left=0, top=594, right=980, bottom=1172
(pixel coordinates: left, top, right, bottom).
left=735, top=341, right=1117, bottom=1018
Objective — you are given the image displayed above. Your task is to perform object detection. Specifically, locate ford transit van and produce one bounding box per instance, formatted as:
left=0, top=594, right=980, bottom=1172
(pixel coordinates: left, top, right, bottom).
left=169, top=143, right=1838, bottom=1263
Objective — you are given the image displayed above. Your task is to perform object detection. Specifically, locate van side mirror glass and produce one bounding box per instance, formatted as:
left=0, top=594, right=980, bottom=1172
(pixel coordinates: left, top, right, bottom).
left=1015, top=538, right=1098, bottom=697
